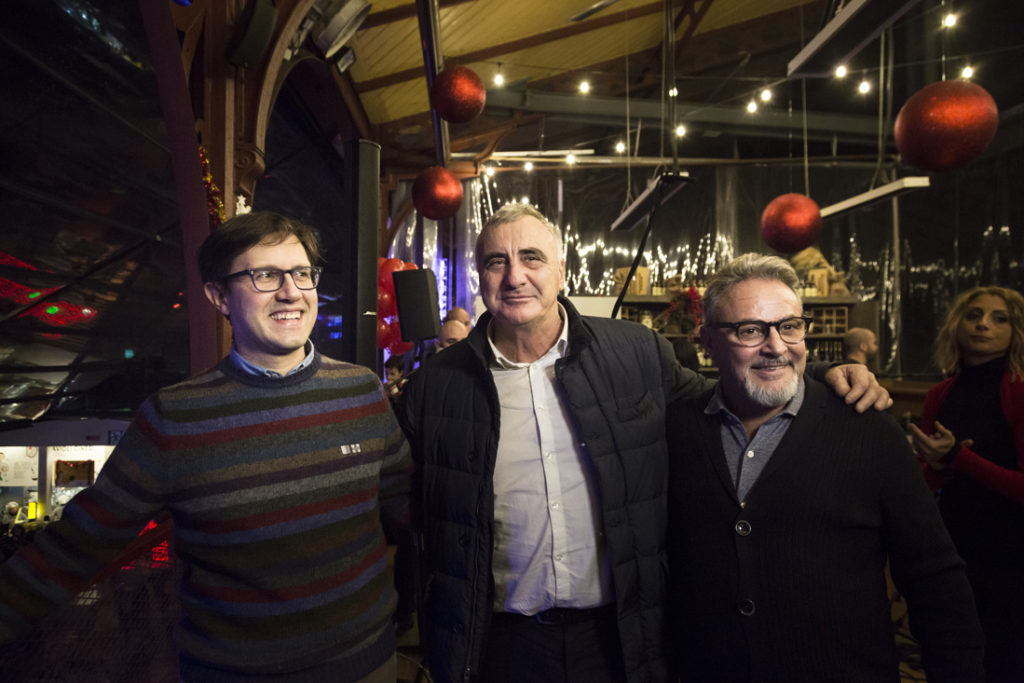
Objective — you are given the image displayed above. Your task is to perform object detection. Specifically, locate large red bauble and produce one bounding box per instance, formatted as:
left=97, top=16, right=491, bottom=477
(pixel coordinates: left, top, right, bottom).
left=412, top=166, right=464, bottom=220
left=430, top=65, right=486, bottom=124
left=760, top=193, right=822, bottom=254
left=894, top=80, right=999, bottom=172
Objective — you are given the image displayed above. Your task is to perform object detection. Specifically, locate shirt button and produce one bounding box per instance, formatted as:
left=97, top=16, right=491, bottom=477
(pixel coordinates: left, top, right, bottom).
left=545, top=452, right=553, bottom=460
left=746, top=450, right=755, bottom=459
left=735, top=520, right=752, bottom=536
left=552, top=502, right=560, bottom=509
left=738, top=599, right=756, bottom=616
left=556, top=553, right=564, bottom=561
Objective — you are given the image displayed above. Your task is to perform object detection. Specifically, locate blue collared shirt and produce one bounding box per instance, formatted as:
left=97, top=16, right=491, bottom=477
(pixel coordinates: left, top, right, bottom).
left=229, top=341, right=316, bottom=378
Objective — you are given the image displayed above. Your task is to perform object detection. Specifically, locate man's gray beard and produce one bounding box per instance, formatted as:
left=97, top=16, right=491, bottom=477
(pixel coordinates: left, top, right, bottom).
left=742, top=364, right=799, bottom=408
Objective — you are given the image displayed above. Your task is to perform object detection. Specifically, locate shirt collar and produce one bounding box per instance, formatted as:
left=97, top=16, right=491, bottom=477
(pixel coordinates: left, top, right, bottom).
left=705, top=375, right=806, bottom=420
left=230, top=340, right=316, bottom=378
left=487, top=303, right=570, bottom=369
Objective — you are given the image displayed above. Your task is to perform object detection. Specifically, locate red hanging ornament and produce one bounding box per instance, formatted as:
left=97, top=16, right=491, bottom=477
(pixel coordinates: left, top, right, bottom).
left=760, top=193, right=822, bottom=254
left=894, top=80, right=999, bottom=172
left=412, top=166, right=464, bottom=220
left=430, top=65, right=486, bottom=124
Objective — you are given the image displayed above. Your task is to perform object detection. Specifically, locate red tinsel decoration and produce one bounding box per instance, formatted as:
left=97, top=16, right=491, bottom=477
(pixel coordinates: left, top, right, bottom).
left=199, top=146, right=226, bottom=228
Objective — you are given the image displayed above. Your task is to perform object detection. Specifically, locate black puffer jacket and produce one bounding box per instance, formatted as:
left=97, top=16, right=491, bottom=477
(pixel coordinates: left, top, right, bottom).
left=400, top=297, right=708, bottom=683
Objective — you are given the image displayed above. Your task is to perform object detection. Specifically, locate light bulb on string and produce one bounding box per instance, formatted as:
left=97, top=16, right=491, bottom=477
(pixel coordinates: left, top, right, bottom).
left=615, top=141, right=626, bottom=153
left=760, top=88, right=772, bottom=102
left=746, top=100, right=758, bottom=114
left=524, top=161, right=533, bottom=172
left=834, top=65, right=848, bottom=78
left=579, top=80, right=590, bottom=94
left=493, top=63, right=504, bottom=87
left=858, top=79, right=871, bottom=95
left=668, top=86, right=678, bottom=97
left=943, top=13, right=957, bottom=28
left=675, top=124, right=687, bottom=137
left=566, top=153, right=577, bottom=165
left=484, top=166, right=495, bottom=177
left=961, top=65, right=974, bottom=79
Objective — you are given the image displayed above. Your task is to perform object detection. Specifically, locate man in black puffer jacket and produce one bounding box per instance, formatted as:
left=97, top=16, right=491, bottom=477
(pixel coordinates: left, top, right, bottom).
left=399, top=204, right=889, bottom=683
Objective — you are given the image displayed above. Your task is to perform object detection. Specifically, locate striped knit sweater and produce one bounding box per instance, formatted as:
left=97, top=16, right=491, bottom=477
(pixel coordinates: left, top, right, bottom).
left=0, top=353, right=413, bottom=682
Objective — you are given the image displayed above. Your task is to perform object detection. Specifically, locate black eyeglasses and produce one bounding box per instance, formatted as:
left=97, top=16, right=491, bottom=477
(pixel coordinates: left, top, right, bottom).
left=222, top=267, right=322, bottom=292
left=712, top=316, right=813, bottom=347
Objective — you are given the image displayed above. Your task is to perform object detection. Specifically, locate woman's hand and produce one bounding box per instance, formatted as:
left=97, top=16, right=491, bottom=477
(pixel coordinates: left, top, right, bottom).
left=908, top=420, right=961, bottom=470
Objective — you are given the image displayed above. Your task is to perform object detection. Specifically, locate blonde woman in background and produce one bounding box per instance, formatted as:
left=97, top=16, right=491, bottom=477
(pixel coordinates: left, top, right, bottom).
left=909, top=286, right=1024, bottom=682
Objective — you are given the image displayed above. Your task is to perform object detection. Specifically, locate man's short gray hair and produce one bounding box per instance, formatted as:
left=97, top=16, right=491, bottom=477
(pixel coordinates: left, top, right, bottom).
left=475, top=203, right=562, bottom=267
left=702, top=253, right=802, bottom=322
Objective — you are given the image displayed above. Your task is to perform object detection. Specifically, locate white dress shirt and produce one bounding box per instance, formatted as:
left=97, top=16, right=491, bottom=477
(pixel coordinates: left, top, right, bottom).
left=487, top=306, right=613, bottom=614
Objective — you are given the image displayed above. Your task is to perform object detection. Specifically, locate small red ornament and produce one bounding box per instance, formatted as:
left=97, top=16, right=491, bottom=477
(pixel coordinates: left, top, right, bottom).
left=760, top=193, right=822, bottom=254
left=894, top=80, right=999, bottom=172
left=412, top=166, right=464, bottom=220
left=430, top=65, right=486, bottom=124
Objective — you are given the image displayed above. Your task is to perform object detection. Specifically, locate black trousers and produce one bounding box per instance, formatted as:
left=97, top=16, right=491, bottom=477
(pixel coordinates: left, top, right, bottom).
left=477, top=606, right=627, bottom=683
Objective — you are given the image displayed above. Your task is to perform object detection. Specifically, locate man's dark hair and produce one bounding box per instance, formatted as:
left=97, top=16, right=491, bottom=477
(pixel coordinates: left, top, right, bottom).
left=198, top=212, right=322, bottom=284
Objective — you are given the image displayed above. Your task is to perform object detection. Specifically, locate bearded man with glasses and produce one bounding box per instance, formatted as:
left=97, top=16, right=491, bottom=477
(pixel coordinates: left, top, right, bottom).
left=0, top=212, right=413, bottom=683
left=664, top=253, right=983, bottom=682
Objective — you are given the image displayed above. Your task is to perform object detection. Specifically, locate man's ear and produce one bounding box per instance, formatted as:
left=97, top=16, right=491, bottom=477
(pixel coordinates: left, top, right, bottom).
left=204, top=281, right=231, bottom=317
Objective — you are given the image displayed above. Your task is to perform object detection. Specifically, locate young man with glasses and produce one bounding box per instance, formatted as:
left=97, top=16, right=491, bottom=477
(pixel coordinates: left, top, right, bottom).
left=0, top=212, right=413, bottom=682
left=665, top=253, right=983, bottom=682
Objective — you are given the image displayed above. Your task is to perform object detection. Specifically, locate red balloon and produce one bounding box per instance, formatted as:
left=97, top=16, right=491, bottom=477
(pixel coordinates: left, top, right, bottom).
left=377, top=288, right=397, bottom=318
left=378, top=257, right=404, bottom=294
left=760, top=193, right=822, bottom=254
left=412, top=166, right=464, bottom=220
left=376, top=318, right=392, bottom=349
left=430, top=65, right=486, bottom=124
left=387, top=320, right=413, bottom=355
left=402, top=261, right=418, bottom=270
left=377, top=256, right=386, bottom=268
left=894, top=80, right=999, bottom=172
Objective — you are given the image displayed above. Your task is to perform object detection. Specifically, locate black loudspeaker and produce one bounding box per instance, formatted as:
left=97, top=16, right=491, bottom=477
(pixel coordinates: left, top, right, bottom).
left=393, top=269, right=442, bottom=341
left=226, top=0, right=278, bottom=69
